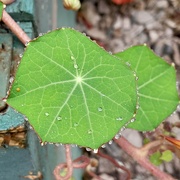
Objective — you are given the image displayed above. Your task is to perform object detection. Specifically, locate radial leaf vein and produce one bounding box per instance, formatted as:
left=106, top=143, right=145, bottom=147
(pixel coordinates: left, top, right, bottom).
left=138, top=69, right=169, bottom=90
left=30, top=45, right=76, bottom=78
left=139, top=93, right=176, bottom=102
left=82, top=81, right=132, bottom=114
left=44, top=82, right=78, bottom=138
left=79, top=82, right=95, bottom=146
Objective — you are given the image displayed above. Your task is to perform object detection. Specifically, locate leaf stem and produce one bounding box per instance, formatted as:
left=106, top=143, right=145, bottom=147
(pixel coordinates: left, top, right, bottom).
left=53, top=146, right=90, bottom=180
left=114, top=136, right=176, bottom=180
left=97, top=150, right=131, bottom=179
left=2, top=10, right=31, bottom=45
left=54, top=145, right=73, bottom=180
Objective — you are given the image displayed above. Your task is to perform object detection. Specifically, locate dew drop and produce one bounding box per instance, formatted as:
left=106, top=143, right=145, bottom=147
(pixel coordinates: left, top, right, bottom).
left=41, top=142, right=45, bottom=146
left=45, top=112, right=49, bottom=116
left=88, top=129, right=92, bottom=134
left=115, top=133, right=121, bottom=139
left=130, top=118, right=135, bottom=122
left=25, top=42, right=29, bottom=46
left=136, top=104, right=140, bottom=109
left=108, top=140, right=113, bottom=145
left=74, top=122, right=78, bottom=127
left=108, top=51, right=112, bottom=55
left=98, top=107, right=103, bottom=112
left=93, top=149, right=98, bottom=153
left=74, top=64, right=78, bottom=69
left=121, top=126, right=126, bottom=132
left=101, top=144, right=106, bottom=148
left=116, top=117, right=123, bottom=121
left=136, top=76, right=139, bottom=81
left=9, top=76, right=14, bottom=83
left=70, top=56, right=75, bottom=60
left=19, top=53, right=23, bottom=58
left=57, top=116, right=62, bottom=121
left=126, top=62, right=131, bottom=67
left=39, top=33, right=43, bottom=36
left=86, top=147, right=92, bottom=151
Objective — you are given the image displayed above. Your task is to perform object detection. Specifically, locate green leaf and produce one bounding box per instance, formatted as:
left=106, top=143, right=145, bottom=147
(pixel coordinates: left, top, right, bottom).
left=115, top=45, right=179, bottom=131
left=149, top=151, right=162, bottom=166
left=160, top=150, right=173, bottom=162
left=6, top=28, right=137, bottom=149
left=0, top=1, right=4, bottom=20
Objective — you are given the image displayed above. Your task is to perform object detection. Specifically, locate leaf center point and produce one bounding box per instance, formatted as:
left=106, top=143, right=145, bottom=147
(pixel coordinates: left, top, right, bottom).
left=76, top=76, right=83, bottom=83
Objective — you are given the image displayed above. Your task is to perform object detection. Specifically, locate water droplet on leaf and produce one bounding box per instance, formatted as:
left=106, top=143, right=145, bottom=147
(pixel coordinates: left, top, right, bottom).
left=115, top=133, right=121, bottom=139
left=88, top=129, right=92, bottom=134
left=93, top=149, right=98, bottom=153
left=25, top=42, right=29, bottom=46
left=74, top=122, right=78, bottom=127
left=70, top=56, right=75, bottom=60
left=101, top=144, right=106, bottom=148
left=9, top=76, right=14, bottom=83
left=98, top=107, right=103, bottom=112
left=45, top=112, right=49, bottom=116
left=19, top=53, right=23, bottom=58
left=126, top=62, right=131, bottom=67
left=86, top=147, right=91, bottom=151
left=74, top=64, right=78, bottom=69
left=130, top=118, right=135, bottom=122
left=136, top=104, right=140, bottom=109
left=116, top=117, right=123, bottom=121
left=57, top=116, right=62, bottom=121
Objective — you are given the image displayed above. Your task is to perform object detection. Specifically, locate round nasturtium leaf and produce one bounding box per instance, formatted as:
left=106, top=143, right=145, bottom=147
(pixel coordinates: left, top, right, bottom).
left=6, top=28, right=137, bottom=149
left=115, top=45, right=179, bottom=131
left=0, top=1, right=4, bottom=20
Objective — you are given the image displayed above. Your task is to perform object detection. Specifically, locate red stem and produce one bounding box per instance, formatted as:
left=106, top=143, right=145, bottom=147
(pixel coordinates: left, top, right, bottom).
left=97, top=150, right=131, bottom=180
left=54, top=145, right=73, bottom=180
left=2, top=10, right=31, bottom=45
left=114, top=137, right=176, bottom=180
left=53, top=146, right=90, bottom=180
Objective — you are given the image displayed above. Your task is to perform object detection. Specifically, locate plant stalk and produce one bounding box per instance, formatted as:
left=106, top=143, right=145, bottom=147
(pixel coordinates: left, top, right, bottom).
left=2, top=10, right=31, bottom=45
left=114, top=136, right=176, bottom=180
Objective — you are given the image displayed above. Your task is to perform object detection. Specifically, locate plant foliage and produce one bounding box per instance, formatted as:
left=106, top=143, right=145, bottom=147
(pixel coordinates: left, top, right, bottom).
left=115, top=46, right=179, bottom=131
left=7, top=28, right=137, bottom=149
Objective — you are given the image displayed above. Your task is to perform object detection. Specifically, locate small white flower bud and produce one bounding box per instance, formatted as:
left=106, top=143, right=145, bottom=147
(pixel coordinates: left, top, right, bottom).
left=63, top=0, right=81, bottom=11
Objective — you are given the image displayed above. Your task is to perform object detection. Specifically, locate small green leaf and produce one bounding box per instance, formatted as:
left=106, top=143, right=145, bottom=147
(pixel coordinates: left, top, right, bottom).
left=160, top=150, right=173, bottom=162
left=7, top=28, right=137, bottom=149
left=115, top=45, right=179, bottom=131
left=0, top=1, right=4, bottom=20
left=149, top=151, right=162, bottom=166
